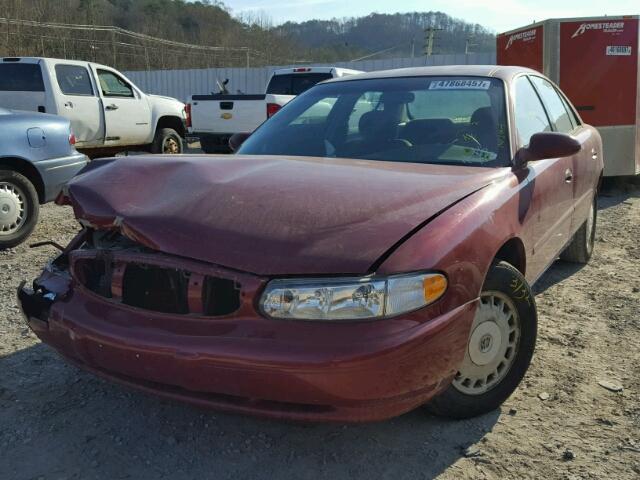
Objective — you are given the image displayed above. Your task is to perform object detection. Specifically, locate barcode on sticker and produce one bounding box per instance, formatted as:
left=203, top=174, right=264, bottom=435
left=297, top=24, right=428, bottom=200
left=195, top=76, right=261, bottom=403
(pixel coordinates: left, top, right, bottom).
left=606, top=46, right=632, bottom=56
left=429, top=79, right=491, bottom=90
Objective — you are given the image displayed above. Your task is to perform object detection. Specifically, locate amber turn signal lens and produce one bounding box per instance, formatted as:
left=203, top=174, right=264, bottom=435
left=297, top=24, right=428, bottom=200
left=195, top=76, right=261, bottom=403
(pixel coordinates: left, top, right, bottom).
left=423, top=274, right=448, bottom=304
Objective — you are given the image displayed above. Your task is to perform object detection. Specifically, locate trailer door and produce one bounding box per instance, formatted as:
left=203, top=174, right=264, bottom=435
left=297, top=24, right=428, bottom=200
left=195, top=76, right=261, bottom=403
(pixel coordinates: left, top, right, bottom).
left=559, top=19, right=639, bottom=127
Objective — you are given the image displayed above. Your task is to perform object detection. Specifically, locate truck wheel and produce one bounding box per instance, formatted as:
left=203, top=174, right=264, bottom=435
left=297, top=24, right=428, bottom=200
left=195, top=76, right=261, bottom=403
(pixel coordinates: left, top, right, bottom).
left=0, top=170, right=40, bottom=249
left=560, top=196, right=597, bottom=264
left=151, top=128, right=183, bottom=154
left=427, top=261, right=537, bottom=419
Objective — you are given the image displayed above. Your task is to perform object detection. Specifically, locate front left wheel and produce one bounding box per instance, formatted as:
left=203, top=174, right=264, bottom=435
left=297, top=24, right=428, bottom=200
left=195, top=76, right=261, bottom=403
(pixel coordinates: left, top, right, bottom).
left=0, top=170, right=40, bottom=249
left=150, top=128, right=183, bottom=154
left=427, top=261, right=537, bottom=419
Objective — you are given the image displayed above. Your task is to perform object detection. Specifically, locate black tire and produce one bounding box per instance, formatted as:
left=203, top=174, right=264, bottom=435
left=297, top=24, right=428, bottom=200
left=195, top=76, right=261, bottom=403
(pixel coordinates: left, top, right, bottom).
left=427, top=261, right=537, bottom=419
left=560, top=195, right=597, bottom=264
left=150, top=128, right=183, bottom=154
left=0, top=170, right=40, bottom=249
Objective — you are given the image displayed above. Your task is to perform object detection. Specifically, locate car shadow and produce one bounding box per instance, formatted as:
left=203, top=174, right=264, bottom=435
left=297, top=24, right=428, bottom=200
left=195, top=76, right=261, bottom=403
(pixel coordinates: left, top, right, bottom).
left=0, top=343, right=499, bottom=480
left=532, top=260, right=585, bottom=296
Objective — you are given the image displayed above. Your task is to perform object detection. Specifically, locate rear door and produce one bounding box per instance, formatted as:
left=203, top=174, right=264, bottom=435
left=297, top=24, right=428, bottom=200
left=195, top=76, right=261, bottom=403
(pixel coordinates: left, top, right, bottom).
left=513, top=75, right=573, bottom=276
left=529, top=75, right=597, bottom=236
left=52, top=62, right=104, bottom=147
left=559, top=19, right=638, bottom=127
left=92, top=67, right=152, bottom=146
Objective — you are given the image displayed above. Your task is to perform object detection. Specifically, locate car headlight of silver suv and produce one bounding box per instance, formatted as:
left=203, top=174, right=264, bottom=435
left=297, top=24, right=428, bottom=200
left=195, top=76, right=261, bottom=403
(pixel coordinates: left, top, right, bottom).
left=260, top=273, right=447, bottom=321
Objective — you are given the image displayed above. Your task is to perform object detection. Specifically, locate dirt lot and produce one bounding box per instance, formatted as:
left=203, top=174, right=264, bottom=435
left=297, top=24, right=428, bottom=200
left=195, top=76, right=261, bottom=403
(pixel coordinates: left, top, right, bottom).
left=0, top=181, right=638, bottom=480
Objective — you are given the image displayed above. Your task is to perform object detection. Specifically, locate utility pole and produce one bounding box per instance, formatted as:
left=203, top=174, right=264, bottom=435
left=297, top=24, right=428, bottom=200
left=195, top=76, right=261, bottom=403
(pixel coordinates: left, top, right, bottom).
left=424, top=27, right=441, bottom=56
left=465, top=35, right=478, bottom=55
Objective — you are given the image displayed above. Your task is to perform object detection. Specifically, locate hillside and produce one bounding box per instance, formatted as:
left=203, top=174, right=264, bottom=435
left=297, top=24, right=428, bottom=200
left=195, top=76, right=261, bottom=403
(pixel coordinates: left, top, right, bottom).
left=0, top=1, right=495, bottom=69
left=275, top=12, right=496, bottom=61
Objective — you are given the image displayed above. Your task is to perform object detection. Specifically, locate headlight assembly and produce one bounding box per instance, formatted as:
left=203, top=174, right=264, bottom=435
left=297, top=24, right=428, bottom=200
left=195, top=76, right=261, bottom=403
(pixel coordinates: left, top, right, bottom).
left=260, top=272, right=447, bottom=321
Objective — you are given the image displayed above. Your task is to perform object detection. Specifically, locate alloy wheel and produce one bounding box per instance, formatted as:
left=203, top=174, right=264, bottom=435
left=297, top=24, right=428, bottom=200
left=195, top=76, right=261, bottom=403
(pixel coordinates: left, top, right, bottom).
left=163, top=137, right=180, bottom=154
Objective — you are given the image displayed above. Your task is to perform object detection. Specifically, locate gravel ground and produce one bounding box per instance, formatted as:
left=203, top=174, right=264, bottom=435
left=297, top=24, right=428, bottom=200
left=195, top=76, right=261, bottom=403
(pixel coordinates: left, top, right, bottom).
left=0, top=180, right=638, bottom=480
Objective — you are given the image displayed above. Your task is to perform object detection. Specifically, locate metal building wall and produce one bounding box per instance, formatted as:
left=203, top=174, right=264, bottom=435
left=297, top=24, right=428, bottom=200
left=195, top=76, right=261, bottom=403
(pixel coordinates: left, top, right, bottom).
left=124, top=52, right=496, bottom=101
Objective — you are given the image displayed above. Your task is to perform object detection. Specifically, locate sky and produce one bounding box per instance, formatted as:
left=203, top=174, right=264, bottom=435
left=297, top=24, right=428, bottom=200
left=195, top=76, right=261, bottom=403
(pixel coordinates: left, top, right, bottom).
left=223, top=0, right=639, bottom=32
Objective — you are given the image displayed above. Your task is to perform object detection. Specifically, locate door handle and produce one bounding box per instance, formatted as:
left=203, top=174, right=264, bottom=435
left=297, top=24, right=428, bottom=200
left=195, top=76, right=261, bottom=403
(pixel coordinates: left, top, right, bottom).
left=64, top=101, right=73, bottom=109
left=564, top=168, right=573, bottom=183
left=105, top=104, right=119, bottom=111
left=591, top=148, right=598, bottom=161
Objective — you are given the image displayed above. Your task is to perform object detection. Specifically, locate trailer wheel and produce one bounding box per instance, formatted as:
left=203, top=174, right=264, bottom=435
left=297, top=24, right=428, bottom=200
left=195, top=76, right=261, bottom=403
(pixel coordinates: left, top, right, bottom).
left=151, top=128, right=183, bottom=154
left=0, top=170, right=40, bottom=249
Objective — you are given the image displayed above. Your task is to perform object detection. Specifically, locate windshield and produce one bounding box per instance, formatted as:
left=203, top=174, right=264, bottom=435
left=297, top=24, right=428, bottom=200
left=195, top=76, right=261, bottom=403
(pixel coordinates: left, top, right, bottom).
left=239, top=76, right=510, bottom=167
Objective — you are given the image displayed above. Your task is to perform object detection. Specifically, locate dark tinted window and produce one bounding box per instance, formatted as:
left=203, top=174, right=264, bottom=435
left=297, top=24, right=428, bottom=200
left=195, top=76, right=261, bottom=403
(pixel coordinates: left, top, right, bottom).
left=0, top=63, right=44, bottom=91
left=97, top=70, right=134, bottom=97
left=240, top=76, right=509, bottom=167
left=514, top=77, right=551, bottom=146
left=266, top=73, right=333, bottom=95
left=529, top=76, right=574, bottom=133
left=55, top=64, right=94, bottom=96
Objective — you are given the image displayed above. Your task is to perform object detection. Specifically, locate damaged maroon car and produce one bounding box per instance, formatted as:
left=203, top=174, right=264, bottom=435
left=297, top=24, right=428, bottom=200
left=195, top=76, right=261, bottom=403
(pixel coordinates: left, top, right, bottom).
left=19, top=66, right=603, bottom=422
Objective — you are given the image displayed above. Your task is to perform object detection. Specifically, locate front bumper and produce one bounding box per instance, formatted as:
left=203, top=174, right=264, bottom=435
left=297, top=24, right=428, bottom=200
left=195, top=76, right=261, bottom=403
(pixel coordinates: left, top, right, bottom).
left=18, top=259, right=476, bottom=423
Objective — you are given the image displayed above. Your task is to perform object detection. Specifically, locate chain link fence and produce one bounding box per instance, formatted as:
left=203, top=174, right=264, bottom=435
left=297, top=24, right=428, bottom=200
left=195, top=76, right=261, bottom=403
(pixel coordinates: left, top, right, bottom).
left=0, top=18, right=254, bottom=70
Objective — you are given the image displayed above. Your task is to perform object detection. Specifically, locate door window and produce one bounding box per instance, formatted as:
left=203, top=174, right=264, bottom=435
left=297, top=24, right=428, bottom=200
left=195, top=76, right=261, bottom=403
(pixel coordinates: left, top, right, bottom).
left=529, top=76, right=574, bottom=133
left=55, top=64, right=94, bottom=96
left=97, top=70, right=134, bottom=98
left=514, top=77, right=551, bottom=147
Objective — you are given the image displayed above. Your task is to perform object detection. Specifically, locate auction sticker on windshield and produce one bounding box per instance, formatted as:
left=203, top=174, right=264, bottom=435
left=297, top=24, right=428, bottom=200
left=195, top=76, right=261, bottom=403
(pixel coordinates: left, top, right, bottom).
left=429, top=79, right=491, bottom=90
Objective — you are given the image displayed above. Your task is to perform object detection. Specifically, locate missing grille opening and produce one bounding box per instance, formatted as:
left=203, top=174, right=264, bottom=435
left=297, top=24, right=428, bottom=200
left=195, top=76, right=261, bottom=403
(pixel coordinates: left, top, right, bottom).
left=122, top=264, right=190, bottom=314
left=203, top=276, right=241, bottom=316
left=75, top=258, right=242, bottom=317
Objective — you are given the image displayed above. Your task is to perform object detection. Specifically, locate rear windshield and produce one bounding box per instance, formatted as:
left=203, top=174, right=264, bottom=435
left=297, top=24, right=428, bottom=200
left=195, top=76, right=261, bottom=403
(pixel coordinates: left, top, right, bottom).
left=0, top=63, right=45, bottom=91
left=240, top=76, right=510, bottom=167
left=266, top=73, right=333, bottom=95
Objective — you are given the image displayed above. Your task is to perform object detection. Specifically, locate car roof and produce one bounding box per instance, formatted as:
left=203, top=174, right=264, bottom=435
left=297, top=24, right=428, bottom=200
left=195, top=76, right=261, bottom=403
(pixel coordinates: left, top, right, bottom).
left=324, top=65, right=539, bottom=84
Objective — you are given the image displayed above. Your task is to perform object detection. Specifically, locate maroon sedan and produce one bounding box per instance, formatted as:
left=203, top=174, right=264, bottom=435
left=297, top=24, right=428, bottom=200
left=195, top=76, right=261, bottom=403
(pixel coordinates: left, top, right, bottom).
left=19, top=66, right=603, bottom=422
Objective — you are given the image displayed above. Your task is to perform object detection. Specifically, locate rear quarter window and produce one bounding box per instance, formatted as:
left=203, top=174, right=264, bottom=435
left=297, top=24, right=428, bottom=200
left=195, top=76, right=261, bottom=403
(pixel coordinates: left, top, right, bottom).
left=0, top=63, right=45, bottom=92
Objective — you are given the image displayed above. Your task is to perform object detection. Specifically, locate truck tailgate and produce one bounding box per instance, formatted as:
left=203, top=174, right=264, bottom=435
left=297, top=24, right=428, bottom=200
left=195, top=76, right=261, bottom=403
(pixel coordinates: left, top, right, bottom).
left=191, top=94, right=267, bottom=133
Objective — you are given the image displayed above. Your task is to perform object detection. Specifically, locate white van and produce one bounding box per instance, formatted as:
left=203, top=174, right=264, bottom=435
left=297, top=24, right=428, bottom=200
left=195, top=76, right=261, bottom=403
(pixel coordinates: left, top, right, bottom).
left=0, top=57, right=187, bottom=157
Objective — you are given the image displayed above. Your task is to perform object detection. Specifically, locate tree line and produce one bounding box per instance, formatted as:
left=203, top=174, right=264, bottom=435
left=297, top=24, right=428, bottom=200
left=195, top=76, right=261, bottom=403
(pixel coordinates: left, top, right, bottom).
left=0, top=0, right=496, bottom=69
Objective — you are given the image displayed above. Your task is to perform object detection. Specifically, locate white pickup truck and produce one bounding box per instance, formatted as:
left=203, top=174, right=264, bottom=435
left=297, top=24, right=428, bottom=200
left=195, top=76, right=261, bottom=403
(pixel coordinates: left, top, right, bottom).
left=188, top=66, right=361, bottom=153
left=0, top=57, right=187, bottom=157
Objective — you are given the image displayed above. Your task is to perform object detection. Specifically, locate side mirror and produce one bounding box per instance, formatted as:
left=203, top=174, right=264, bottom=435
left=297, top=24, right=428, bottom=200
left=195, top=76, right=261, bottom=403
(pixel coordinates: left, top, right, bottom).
left=514, top=132, right=581, bottom=168
left=229, top=132, right=251, bottom=153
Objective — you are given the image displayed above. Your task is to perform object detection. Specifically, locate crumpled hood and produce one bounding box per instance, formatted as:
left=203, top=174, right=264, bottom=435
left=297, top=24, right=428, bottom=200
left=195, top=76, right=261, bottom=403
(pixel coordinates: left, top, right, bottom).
left=67, top=155, right=503, bottom=275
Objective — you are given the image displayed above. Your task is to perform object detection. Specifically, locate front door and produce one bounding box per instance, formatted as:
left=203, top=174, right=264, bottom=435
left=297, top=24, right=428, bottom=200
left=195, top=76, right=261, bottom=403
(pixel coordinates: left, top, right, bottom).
left=513, top=75, right=574, bottom=278
left=93, top=67, right=151, bottom=147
